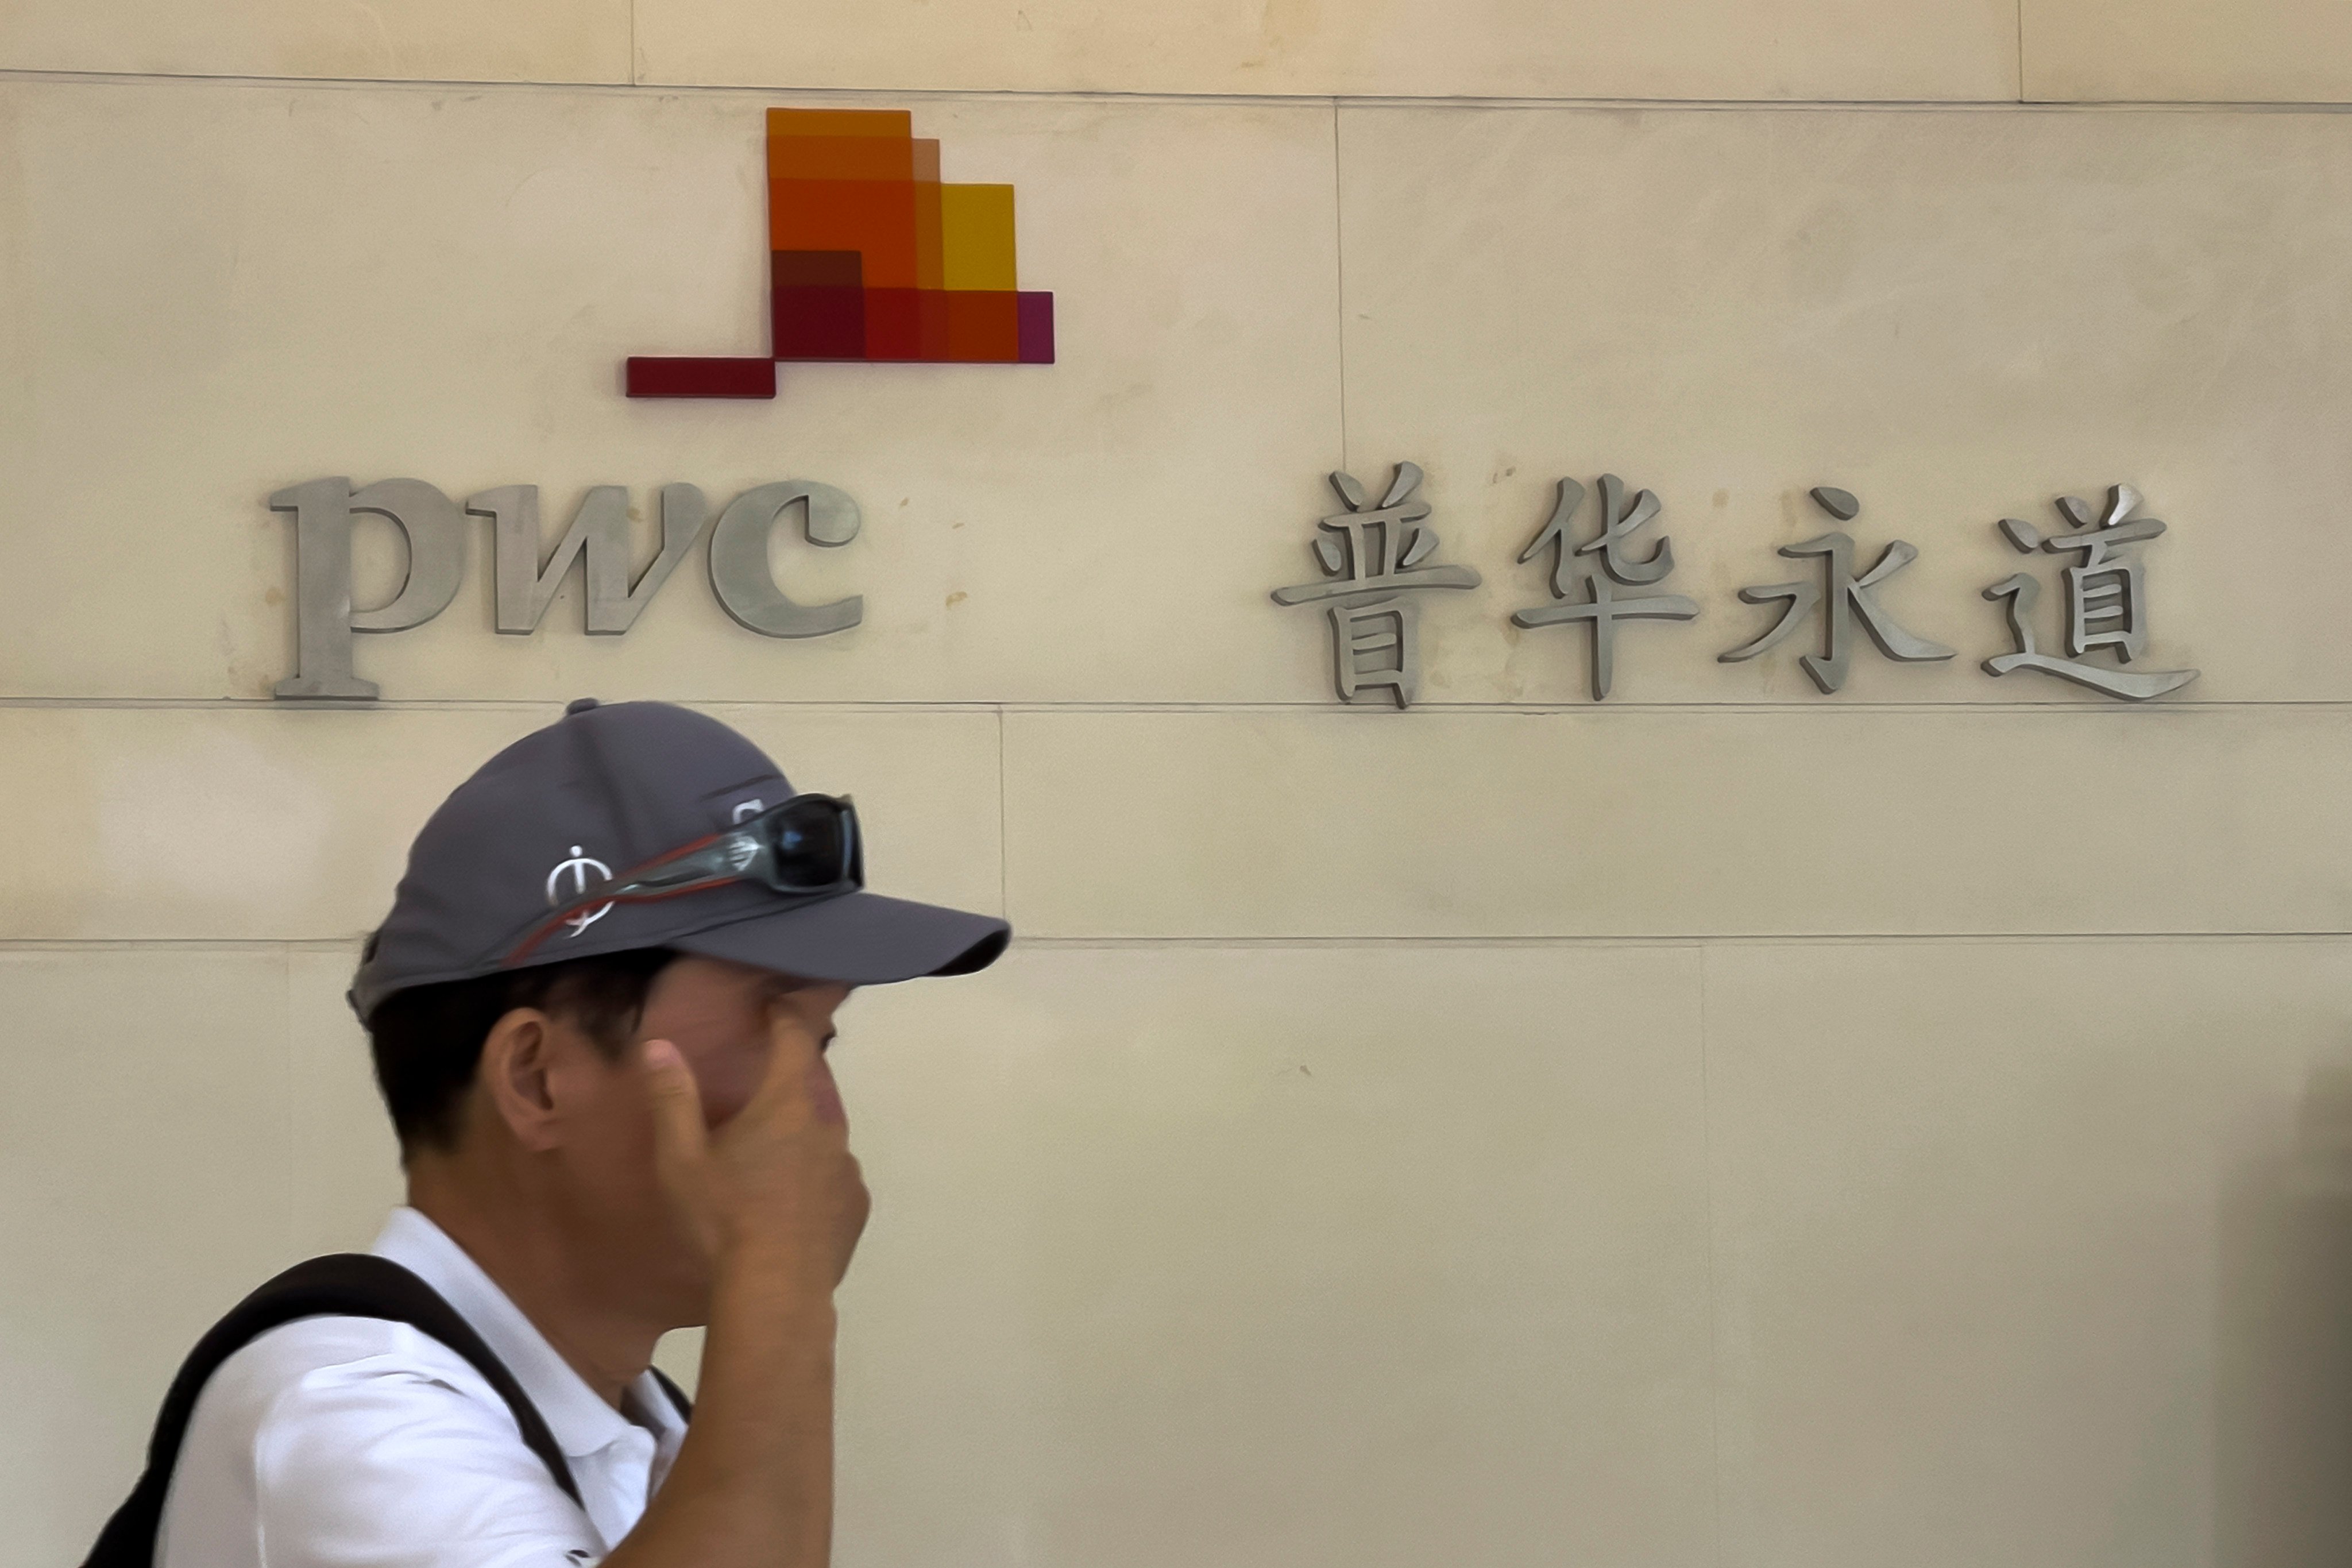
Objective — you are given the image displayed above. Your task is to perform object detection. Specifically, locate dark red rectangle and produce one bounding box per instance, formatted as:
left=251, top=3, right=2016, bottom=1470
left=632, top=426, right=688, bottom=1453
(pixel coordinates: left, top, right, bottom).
left=773, top=285, right=866, bottom=359
left=862, top=287, right=918, bottom=360
left=624, top=357, right=778, bottom=398
left=772, top=249, right=863, bottom=288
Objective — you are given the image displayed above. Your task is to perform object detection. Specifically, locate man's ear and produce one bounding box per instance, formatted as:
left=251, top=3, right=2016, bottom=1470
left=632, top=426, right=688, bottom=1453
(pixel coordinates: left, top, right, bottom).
left=479, top=1007, right=566, bottom=1154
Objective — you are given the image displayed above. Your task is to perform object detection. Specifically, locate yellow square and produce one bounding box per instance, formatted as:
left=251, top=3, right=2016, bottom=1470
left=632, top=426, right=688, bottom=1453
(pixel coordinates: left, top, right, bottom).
left=940, top=183, right=1017, bottom=292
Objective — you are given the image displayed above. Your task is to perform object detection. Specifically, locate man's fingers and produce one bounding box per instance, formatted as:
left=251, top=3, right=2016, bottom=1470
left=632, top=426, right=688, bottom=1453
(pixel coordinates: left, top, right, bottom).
left=642, top=1038, right=710, bottom=1169
left=748, top=1006, right=842, bottom=1128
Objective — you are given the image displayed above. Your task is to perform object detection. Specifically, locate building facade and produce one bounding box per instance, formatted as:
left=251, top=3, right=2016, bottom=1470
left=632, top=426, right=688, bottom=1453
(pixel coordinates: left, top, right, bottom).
left=7, top=3, right=2352, bottom=1563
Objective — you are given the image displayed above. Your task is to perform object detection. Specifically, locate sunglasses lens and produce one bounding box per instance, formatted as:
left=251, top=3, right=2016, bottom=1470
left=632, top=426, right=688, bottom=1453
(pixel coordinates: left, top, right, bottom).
left=768, top=798, right=849, bottom=886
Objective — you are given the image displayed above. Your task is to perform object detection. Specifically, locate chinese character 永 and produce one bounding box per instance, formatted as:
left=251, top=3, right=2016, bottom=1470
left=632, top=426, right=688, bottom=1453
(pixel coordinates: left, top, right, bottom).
left=1512, top=474, right=1698, bottom=700
left=1717, top=485, right=1955, bottom=694
left=1272, top=463, right=1479, bottom=708
left=1981, top=484, right=2199, bottom=702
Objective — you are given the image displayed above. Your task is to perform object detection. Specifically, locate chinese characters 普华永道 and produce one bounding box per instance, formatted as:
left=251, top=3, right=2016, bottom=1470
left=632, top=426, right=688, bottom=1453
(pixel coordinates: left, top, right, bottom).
left=1272, top=466, right=2199, bottom=708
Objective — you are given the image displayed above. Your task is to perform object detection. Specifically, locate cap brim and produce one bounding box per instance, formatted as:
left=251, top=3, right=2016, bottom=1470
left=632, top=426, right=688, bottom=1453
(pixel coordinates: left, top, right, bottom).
left=668, top=890, right=1009, bottom=986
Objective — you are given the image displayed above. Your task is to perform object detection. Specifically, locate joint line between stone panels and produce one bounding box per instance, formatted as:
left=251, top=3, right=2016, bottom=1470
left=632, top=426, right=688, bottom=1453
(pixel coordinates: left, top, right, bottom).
left=996, top=705, right=1010, bottom=920
left=982, top=699, right=2352, bottom=715
left=1698, top=944, right=1726, bottom=1568
left=2013, top=0, right=2032, bottom=104
left=9, top=697, right=2352, bottom=719
left=282, top=944, right=301, bottom=1259
left=1007, top=930, right=2352, bottom=948
left=14, top=72, right=2352, bottom=113
left=0, top=697, right=991, bottom=713
left=0, top=939, right=361, bottom=952
left=0, top=67, right=630, bottom=92
left=7, top=932, right=2349, bottom=955
left=1328, top=93, right=2352, bottom=114
left=1331, top=98, right=1350, bottom=477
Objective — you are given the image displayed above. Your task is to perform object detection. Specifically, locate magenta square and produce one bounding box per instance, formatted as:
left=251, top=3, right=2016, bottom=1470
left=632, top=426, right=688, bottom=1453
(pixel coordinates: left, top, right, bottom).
left=1015, top=292, right=1055, bottom=365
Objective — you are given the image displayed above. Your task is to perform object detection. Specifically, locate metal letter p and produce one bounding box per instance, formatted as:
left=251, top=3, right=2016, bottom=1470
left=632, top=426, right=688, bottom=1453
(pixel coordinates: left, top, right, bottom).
left=271, top=477, right=466, bottom=700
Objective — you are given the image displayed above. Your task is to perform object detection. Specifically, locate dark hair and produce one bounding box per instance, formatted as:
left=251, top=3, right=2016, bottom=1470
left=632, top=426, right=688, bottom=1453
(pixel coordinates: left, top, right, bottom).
left=364, top=948, right=678, bottom=1157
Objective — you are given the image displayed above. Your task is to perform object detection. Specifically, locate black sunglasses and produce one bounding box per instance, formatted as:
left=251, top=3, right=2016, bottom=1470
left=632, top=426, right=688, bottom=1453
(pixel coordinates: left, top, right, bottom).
left=504, top=793, right=862, bottom=965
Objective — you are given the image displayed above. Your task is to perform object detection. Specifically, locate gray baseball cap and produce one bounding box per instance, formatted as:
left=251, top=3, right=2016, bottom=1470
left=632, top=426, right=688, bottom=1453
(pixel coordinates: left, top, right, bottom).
left=349, top=698, right=1009, bottom=1020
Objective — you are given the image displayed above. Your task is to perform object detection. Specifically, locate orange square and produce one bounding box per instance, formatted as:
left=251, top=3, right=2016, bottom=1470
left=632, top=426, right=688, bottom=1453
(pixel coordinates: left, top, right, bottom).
left=768, top=179, right=918, bottom=289
left=766, top=109, right=911, bottom=140
left=944, top=291, right=1019, bottom=362
left=768, top=135, right=915, bottom=182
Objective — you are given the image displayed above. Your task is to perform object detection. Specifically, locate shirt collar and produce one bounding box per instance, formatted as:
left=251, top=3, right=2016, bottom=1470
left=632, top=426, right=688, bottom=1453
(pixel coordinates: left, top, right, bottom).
left=370, top=1206, right=687, bottom=1461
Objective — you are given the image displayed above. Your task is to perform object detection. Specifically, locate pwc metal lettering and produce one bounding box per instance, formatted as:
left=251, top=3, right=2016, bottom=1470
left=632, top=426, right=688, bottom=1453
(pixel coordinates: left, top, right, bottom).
left=269, top=478, right=862, bottom=701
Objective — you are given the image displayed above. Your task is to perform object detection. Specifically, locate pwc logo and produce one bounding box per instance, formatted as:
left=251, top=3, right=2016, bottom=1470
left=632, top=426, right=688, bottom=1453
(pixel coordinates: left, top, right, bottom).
left=626, top=109, right=1056, bottom=398
left=272, top=478, right=866, bottom=700
left=266, top=110, right=1056, bottom=701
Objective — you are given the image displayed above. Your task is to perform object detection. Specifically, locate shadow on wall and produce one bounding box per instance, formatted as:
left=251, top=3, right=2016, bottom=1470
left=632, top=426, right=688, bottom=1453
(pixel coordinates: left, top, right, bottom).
left=2217, top=1059, right=2352, bottom=1567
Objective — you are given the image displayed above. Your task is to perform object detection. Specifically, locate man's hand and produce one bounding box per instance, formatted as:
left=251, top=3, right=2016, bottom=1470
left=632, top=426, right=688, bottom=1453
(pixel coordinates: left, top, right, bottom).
left=607, top=1006, right=864, bottom=1568
left=641, top=1007, right=870, bottom=1295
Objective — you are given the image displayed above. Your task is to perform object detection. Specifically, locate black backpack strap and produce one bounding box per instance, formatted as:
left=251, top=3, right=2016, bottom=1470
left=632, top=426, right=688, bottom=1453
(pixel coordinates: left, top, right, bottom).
left=84, top=1254, right=581, bottom=1568
left=648, top=1366, right=695, bottom=1422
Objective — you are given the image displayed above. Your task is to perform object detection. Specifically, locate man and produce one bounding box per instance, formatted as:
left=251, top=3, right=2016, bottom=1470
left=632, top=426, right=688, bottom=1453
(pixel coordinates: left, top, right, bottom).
left=94, top=698, right=1009, bottom=1567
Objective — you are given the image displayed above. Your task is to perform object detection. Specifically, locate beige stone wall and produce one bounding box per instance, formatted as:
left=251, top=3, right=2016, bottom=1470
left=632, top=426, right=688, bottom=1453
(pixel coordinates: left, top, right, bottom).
left=9, top=6, right=2352, bottom=1565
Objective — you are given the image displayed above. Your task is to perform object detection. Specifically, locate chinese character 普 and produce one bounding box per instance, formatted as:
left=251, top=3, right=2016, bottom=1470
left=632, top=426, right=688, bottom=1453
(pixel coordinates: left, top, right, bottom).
left=1981, top=484, right=2199, bottom=702
left=1717, top=485, right=1955, bottom=694
left=1271, top=464, right=1479, bottom=708
left=1512, top=474, right=1699, bottom=700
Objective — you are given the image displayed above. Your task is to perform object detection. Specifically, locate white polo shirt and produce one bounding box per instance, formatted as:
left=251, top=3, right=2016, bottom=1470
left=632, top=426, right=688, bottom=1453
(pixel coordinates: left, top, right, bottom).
left=156, top=1208, right=688, bottom=1568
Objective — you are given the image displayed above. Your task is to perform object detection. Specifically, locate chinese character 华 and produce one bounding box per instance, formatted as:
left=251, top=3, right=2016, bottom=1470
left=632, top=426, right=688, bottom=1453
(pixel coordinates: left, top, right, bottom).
left=1717, top=486, right=1955, bottom=694
left=1271, top=463, right=1479, bottom=708
left=1512, top=474, right=1698, bottom=700
left=1981, top=484, right=2199, bottom=701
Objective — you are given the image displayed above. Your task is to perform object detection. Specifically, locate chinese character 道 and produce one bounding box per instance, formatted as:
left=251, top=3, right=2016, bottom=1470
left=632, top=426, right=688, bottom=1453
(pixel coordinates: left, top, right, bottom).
left=1981, top=484, right=2199, bottom=702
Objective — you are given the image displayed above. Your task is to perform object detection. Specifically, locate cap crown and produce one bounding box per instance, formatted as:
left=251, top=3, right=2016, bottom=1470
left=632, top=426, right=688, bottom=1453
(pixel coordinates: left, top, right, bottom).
left=354, top=701, right=799, bottom=1014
